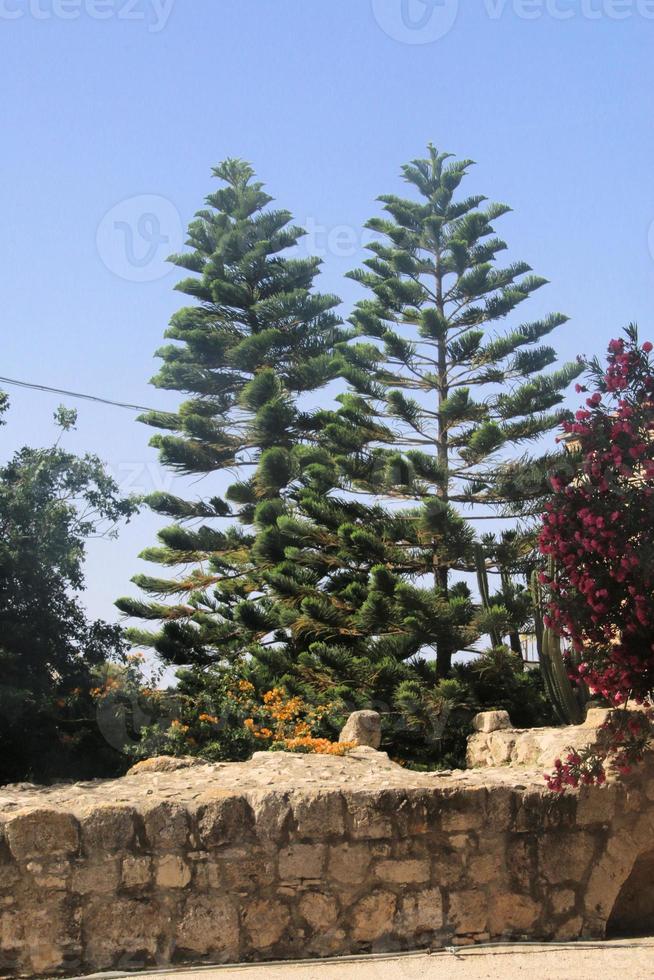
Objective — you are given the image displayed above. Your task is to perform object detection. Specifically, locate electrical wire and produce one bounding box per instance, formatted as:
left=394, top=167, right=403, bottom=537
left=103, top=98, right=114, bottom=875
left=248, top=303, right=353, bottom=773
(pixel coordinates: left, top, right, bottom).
left=0, top=375, right=159, bottom=413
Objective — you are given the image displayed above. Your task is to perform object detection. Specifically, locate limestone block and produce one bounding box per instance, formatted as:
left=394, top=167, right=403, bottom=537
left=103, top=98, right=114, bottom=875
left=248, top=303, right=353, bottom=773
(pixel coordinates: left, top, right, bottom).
left=143, top=802, right=190, bottom=850
left=291, top=790, right=345, bottom=839
left=299, top=892, right=340, bottom=931
left=80, top=804, right=136, bottom=853
left=351, top=890, right=397, bottom=942
left=219, top=848, right=276, bottom=891
left=467, top=849, right=504, bottom=886
left=375, top=858, right=430, bottom=884
left=339, top=710, right=382, bottom=749
left=576, top=785, right=617, bottom=826
left=328, top=843, right=372, bottom=884
left=347, top=791, right=395, bottom=839
left=472, top=711, right=512, bottom=734
left=538, top=832, right=596, bottom=885
left=0, top=894, right=79, bottom=976
left=554, top=915, right=584, bottom=940
left=71, top=857, right=121, bottom=895
left=440, top=787, right=487, bottom=832
left=489, top=733, right=518, bottom=766
left=506, top=835, right=538, bottom=891
left=155, top=854, right=192, bottom=889
left=395, top=888, right=444, bottom=935
left=247, top=790, right=291, bottom=841
left=489, top=892, right=539, bottom=934
left=278, top=843, right=326, bottom=880
left=581, top=708, right=613, bottom=729
left=448, top=889, right=488, bottom=934
left=432, top=849, right=466, bottom=889
left=6, top=809, right=78, bottom=862
left=242, top=898, right=290, bottom=950
left=83, top=897, right=165, bottom=971
left=196, top=792, right=254, bottom=847
left=177, top=894, right=239, bottom=957
left=121, top=855, right=153, bottom=891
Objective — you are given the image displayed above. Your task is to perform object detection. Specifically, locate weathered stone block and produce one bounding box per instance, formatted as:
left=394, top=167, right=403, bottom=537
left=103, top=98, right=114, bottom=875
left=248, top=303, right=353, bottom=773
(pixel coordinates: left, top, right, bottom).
left=71, top=857, right=120, bottom=895
left=538, top=832, right=596, bottom=885
left=506, top=834, right=538, bottom=891
left=242, top=899, right=290, bottom=950
left=472, top=711, right=512, bottom=733
left=328, top=843, right=372, bottom=884
left=248, top=790, right=291, bottom=841
left=553, top=915, right=583, bottom=940
left=155, top=854, right=192, bottom=889
left=279, top=843, right=326, bottom=880
left=432, top=848, right=466, bottom=888
left=143, top=802, right=190, bottom=850
left=298, top=891, right=339, bottom=931
left=347, top=791, right=395, bottom=839
left=467, top=848, right=504, bottom=886
left=6, top=809, right=78, bottom=862
left=1, top=899, right=75, bottom=976
left=448, top=889, right=488, bottom=934
left=440, top=788, right=487, bottom=832
left=375, top=858, right=430, bottom=884
left=339, top=710, right=382, bottom=749
left=551, top=887, right=577, bottom=916
left=83, top=897, right=165, bottom=971
left=395, top=887, right=443, bottom=935
left=80, top=804, right=136, bottom=853
left=121, top=855, right=153, bottom=891
left=218, top=848, right=276, bottom=891
left=291, top=790, right=345, bottom=839
left=196, top=793, right=254, bottom=848
left=177, top=894, right=239, bottom=957
left=351, top=890, right=397, bottom=942
left=489, top=893, right=539, bottom=934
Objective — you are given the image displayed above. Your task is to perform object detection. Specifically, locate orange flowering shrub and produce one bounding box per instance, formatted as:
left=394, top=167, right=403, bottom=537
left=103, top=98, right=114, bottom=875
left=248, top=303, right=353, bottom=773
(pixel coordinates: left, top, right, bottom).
left=241, top=686, right=353, bottom=755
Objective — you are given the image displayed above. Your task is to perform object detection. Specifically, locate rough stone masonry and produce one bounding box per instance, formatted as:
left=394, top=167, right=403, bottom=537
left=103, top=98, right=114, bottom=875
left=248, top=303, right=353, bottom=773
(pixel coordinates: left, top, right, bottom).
left=1, top=715, right=654, bottom=978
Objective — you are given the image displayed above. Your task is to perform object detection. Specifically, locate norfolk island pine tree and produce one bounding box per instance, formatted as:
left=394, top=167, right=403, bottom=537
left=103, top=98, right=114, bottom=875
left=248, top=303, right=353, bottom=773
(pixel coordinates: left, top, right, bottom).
left=116, top=160, right=351, bottom=741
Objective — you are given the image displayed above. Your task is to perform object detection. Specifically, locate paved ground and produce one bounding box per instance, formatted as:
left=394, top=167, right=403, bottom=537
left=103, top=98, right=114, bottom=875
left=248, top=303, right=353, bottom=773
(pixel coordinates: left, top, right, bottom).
left=86, top=938, right=654, bottom=980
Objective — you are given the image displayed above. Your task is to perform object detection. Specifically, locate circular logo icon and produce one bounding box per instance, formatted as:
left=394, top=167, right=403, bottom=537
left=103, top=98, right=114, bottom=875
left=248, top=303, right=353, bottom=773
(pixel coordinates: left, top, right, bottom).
left=371, top=0, right=460, bottom=44
left=96, top=194, right=184, bottom=282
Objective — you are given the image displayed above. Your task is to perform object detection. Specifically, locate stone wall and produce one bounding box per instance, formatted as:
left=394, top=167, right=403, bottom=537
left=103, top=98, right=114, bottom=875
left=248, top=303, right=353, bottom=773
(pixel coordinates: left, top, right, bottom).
left=1, top=740, right=654, bottom=978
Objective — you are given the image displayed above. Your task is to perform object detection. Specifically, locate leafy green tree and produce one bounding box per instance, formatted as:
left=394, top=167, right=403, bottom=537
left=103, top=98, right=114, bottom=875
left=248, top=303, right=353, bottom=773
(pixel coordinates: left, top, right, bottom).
left=116, top=160, right=344, bottom=673
left=0, top=401, right=136, bottom=783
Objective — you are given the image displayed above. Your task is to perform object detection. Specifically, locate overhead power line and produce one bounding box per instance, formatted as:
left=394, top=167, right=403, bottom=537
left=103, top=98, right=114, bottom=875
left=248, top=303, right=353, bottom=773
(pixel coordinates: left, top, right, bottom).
left=0, top=376, right=159, bottom=413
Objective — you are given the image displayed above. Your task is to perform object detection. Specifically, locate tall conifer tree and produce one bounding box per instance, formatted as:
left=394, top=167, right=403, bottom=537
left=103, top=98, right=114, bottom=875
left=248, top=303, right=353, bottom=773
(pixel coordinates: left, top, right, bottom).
left=117, top=160, right=344, bottom=668
left=338, top=144, right=583, bottom=675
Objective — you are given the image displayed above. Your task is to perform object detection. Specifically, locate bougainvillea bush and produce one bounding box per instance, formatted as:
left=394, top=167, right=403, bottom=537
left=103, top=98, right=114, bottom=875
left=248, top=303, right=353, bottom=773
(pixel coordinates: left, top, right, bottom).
left=540, top=326, right=654, bottom=790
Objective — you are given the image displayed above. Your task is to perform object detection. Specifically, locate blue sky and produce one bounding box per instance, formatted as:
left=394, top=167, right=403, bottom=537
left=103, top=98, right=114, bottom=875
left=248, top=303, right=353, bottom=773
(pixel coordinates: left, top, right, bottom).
left=1, top=0, right=654, bottom=630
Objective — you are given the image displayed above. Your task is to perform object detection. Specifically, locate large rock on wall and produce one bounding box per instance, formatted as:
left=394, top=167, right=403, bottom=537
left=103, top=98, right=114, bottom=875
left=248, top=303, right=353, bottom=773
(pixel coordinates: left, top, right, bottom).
left=466, top=709, right=613, bottom=769
left=1, top=742, right=653, bottom=977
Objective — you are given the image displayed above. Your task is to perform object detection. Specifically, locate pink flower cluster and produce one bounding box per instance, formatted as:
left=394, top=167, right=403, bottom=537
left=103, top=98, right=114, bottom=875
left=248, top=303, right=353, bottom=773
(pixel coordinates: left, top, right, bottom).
left=540, top=332, right=654, bottom=790
left=544, top=709, right=652, bottom=793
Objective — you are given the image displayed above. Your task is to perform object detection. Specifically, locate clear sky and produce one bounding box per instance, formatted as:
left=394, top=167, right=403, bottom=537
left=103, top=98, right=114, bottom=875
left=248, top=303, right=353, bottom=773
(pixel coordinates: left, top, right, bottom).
left=1, top=0, right=654, bottom=631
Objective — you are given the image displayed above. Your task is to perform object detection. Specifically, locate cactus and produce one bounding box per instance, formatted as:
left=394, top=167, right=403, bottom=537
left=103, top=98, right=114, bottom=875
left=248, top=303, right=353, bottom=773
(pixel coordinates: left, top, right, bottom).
left=531, top=560, right=588, bottom=725
left=474, top=542, right=502, bottom=649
